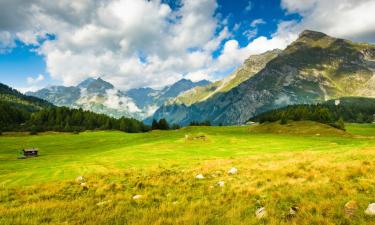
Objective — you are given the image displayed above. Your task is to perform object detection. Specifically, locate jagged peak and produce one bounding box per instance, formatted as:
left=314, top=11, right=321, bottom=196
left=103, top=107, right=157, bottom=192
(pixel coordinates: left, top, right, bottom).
left=299, top=30, right=328, bottom=38
left=78, top=77, right=114, bottom=89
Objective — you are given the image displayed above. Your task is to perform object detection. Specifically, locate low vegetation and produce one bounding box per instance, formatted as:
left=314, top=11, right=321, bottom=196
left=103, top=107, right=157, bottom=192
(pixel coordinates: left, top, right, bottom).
left=1, top=123, right=375, bottom=224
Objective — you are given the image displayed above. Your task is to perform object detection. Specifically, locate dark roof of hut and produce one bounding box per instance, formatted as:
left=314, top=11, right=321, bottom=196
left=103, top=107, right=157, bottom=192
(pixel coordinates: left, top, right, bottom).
left=23, top=148, right=38, bottom=152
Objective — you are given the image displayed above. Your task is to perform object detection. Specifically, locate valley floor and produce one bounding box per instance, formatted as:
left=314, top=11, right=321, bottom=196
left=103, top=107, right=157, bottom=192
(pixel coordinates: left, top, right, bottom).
left=0, top=122, right=375, bottom=224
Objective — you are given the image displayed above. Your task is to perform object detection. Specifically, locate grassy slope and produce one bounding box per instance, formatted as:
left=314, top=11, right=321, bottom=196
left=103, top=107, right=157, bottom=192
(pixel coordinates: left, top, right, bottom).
left=1, top=123, right=375, bottom=224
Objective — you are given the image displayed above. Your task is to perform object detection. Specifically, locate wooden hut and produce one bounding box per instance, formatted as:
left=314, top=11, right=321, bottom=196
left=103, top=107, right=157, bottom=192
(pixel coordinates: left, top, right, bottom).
left=22, top=148, right=38, bottom=157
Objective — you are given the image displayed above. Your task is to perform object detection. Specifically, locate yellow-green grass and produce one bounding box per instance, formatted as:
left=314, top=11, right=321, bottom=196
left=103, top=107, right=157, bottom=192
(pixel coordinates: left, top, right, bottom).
left=1, top=121, right=375, bottom=224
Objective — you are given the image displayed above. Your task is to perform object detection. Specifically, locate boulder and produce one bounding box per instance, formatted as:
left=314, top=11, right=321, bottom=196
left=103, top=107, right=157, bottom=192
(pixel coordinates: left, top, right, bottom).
left=255, top=207, right=267, bottom=219
left=228, top=167, right=238, bottom=175
left=75, top=176, right=86, bottom=184
left=217, top=181, right=225, bottom=187
left=365, top=203, right=375, bottom=216
left=132, top=195, right=142, bottom=200
left=80, top=182, right=89, bottom=190
left=196, top=174, right=205, bottom=179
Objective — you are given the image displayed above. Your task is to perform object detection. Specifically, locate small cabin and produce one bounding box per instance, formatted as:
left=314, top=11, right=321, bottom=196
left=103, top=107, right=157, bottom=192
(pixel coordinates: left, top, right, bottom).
left=22, top=148, right=38, bottom=157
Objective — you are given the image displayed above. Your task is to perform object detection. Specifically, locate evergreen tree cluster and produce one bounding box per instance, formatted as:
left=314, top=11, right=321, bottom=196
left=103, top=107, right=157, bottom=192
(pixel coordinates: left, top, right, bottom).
left=0, top=82, right=149, bottom=133
left=252, top=97, right=375, bottom=130
left=0, top=103, right=149, bottom=133
left=27, top=107, right=149, bottom=133
left=151, top=118, right=180, bottom=130
left=0, top=102, right=30, bottom=131
left=189, top=120, right=211, bottom=126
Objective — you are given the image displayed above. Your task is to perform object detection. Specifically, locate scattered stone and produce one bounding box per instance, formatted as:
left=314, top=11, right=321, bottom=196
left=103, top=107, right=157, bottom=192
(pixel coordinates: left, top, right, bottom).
left=80, top=182, right=89, bottom=190
left=96, top=200, right=111, bottom=206
left=132, top=195, right=142, bottom=200
left=217, top=181, right=225, bottom=187
left=344, top=200, right=358, bottom=216
left=228, top=167, right=238, bottom=175
left=75, top=176, right=86, bottom=184
left=255, top=207, right=267, bottom=219
left=196, top=174, right=205, bottom=179
left=365, top=203, right=375, bottom=216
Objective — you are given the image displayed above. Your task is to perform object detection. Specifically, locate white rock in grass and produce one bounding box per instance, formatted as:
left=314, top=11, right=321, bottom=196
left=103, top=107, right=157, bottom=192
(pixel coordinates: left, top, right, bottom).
left=196, top=174, right=205, bottom=179
left=75, top=176, right=86, bottom=184
left=80, top=182, right=89, bottom=189
left=132, top=195, right=142, bottom=200
left=365, top=203, right=375, bottom=216
left=255, top=207, right=267, bottom=219
left=228, top=167, right=238, bottom=175
left=217, top=181, right=225, bottom=187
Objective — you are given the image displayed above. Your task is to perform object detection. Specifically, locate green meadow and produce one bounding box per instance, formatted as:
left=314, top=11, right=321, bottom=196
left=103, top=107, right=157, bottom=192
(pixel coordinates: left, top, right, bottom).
left=1, top=121, right=375, bottom=224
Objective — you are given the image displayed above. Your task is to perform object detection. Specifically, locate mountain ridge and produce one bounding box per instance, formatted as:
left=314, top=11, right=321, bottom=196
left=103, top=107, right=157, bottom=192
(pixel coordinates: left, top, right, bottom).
left=151, top=30, right=375, bottom=125
left=27, top=77, right=211, bottom=119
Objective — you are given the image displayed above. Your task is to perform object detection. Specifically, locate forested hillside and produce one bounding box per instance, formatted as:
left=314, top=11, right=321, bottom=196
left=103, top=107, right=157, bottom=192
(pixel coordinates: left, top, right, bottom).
left=0, top=83, right=149, bottom=133
left=251, top=97, right=375, bottom=129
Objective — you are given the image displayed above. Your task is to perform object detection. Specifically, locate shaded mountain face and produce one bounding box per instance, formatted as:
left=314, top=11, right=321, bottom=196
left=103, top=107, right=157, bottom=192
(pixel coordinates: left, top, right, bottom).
left=0, top=82, right=53, bottom=112
left=124, top=79, right=211, bottom=115
left=151, top=30, right=375, bottom=125
left=27, top=78, right=210, bottom=119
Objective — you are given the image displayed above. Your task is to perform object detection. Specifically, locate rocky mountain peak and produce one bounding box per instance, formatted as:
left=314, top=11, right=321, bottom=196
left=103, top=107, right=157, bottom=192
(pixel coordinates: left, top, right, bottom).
left=298, top=30, right=328, bottom=40
left=78, top=77, right=114, bottom=94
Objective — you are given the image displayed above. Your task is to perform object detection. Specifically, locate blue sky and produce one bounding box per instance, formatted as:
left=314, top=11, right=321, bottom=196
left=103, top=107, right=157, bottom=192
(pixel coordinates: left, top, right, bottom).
left=0, top=0, right=374, bottom=91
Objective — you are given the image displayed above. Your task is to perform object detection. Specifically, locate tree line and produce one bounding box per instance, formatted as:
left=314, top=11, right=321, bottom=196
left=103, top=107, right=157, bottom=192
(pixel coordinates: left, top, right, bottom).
left=151, top=119, right=180, bottom=130
left=0, top=103, right=149, bottom=133
left=251, top=97, right=375, bottom=130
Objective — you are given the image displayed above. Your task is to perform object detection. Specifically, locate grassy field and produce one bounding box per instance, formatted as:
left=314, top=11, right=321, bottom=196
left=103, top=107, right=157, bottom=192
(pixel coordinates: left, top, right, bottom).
left=0, top=121, right=375, bottom=224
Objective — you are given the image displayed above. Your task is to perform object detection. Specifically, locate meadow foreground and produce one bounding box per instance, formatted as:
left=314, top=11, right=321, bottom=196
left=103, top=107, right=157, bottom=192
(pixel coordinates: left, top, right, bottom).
left=1, top=122, right=375, bottom=224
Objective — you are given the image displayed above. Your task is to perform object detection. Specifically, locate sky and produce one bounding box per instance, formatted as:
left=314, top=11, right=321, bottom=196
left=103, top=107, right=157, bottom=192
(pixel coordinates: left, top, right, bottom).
left=0, top=0, right=375, bottom=92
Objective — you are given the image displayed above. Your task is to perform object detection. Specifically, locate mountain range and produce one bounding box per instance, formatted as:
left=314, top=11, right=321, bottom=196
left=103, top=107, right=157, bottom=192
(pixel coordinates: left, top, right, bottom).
left=27, top=78, right=210, bottom=119
left=25, top=30, right=375, bottom=126
left=151, top=30, right=375, bottom=125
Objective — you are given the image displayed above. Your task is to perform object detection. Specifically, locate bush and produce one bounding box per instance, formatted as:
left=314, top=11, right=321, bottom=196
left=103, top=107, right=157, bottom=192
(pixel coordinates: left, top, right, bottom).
left=29, top=130, right=38, bottom=135
left=280, top=117, right=288, bottom=125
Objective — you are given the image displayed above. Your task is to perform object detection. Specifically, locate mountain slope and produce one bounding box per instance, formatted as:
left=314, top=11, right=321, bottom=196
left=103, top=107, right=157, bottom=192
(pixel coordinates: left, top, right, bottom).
left=0, top=82, right=53, bottom=112
left=0, top=82, right=54, bottom=130
left=27, top=78, right=210, bottom=119
left=152, top=30, right=375, bottom=125
left=252, top=97, right=375, bottom=124
left=169, top=49, right=281, bottom=106
left=27, top=78, right=140, bottom=119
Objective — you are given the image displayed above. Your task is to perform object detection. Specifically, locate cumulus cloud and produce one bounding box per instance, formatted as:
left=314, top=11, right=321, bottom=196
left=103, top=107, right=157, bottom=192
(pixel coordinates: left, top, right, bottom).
left=1, top=0, right=375, bottom=90
left=245, top=1, right=253, bottom=12
left=27, top=74, right=44, bottom=85
left=104, top=89, right=141, bottom=113
left=250, top=19, right=266, bottom=28
left=281, top=0, right=375, bottom=42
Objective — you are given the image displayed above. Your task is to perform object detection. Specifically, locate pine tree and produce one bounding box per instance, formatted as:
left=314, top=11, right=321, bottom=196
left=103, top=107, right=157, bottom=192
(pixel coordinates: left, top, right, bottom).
left=158, top=119, right=169, bottom=130
left=151, top=119, right=159, bottom=130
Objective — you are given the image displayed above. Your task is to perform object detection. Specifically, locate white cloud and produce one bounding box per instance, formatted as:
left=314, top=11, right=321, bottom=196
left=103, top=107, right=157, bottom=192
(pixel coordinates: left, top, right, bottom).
left=0, top=31, right=15, bottom=52
left=281, top=0, right=375, bottom=42
left=185, top=71, right=211, bottom=82
left=104, top=89, right=141, bottom=113
left=27, top=74, right=44, bottom=85
left=250, top=19, right=266, bottom=28
left=245, top=1, right=253, bottom=12
left=1, top=0, right=375, bottom=91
